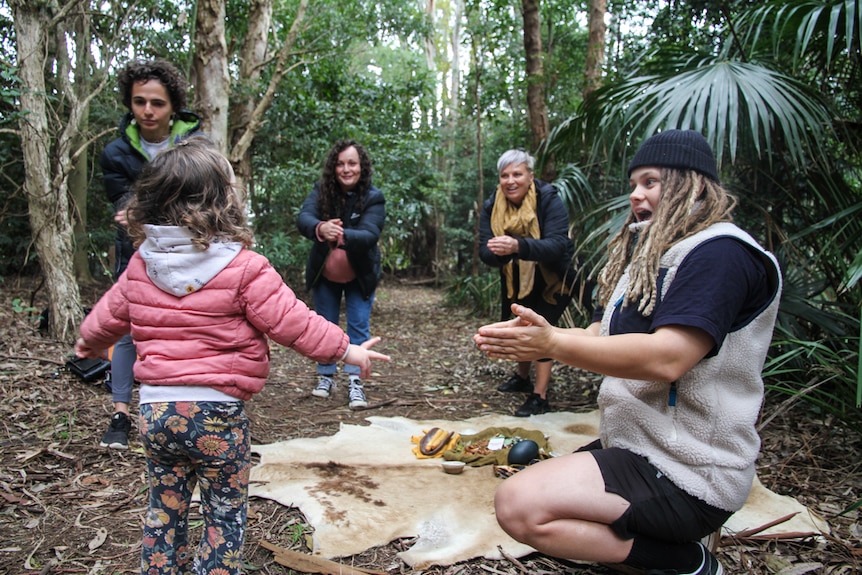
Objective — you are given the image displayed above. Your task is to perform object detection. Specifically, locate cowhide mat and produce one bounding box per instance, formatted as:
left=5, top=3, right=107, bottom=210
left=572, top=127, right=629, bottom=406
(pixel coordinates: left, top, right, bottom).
left=250, top=411, right=829, bottom=569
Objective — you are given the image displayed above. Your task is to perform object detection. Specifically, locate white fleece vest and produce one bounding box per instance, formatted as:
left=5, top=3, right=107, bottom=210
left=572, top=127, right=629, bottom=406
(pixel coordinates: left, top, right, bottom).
left=598, top=222, right=782, bottom=511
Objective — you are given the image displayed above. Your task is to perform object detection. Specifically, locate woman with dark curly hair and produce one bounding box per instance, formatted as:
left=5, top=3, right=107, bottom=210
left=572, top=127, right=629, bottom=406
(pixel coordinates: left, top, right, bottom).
left=98, top=58, right=202, bottom=450
left=297, top=140, right=386, bottom=409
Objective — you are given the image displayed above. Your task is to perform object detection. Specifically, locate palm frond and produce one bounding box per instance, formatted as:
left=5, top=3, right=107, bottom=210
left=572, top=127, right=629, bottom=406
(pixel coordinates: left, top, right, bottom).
left=577, top=59, right=835, bottom=174
left=552, top=162, right=598, bottom=217
left=739, top=0, right=861, bottom=70
left=844, top=248, right=862, bottom=290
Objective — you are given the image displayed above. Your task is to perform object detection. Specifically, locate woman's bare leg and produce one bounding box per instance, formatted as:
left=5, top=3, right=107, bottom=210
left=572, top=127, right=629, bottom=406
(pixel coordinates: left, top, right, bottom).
left=495, top=451, right=633, bottom=563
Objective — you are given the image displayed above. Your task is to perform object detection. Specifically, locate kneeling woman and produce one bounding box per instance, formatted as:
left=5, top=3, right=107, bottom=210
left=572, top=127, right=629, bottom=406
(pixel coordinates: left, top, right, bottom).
left=474, top=130, right=781, bottom=575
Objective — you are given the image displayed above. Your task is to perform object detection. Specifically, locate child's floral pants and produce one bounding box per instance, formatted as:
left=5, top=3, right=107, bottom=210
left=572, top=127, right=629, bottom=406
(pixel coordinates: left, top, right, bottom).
left=139, top=401, right=250, bottom=575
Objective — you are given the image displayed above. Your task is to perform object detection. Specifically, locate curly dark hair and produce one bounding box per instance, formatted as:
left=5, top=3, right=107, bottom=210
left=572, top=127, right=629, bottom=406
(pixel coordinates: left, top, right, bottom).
left=318, top=140, right=373, bottom=219
left=118, top=58, right=188, bottom=112
left=126, top=135, right=253, bottom=250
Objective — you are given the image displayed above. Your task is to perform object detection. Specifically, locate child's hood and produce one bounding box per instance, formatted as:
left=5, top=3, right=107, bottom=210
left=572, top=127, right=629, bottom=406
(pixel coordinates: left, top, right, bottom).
left=138, top=225, right=244, bottom=297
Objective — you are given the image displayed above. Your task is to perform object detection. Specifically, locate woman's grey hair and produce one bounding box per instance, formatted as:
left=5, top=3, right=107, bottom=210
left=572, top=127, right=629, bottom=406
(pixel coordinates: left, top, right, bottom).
left=497, top=149, right=534, bottom=173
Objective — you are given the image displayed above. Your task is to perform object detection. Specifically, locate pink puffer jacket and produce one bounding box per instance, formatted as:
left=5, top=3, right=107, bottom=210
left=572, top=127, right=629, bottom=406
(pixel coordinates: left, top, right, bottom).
left=80, top=249, right=349, bottom=400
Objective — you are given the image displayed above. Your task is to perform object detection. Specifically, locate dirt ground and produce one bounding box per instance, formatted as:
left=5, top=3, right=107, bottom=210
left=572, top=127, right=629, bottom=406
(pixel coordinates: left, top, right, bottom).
left=0, top=277, right=859, bottom=574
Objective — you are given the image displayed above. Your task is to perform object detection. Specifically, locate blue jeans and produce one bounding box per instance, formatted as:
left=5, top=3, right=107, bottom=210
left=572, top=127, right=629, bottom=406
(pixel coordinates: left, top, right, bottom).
left=139, top=401, right=250, bottom=575
left=312, top=277, right=374, bottom=376
left=110, top=333, right=136, bottom=405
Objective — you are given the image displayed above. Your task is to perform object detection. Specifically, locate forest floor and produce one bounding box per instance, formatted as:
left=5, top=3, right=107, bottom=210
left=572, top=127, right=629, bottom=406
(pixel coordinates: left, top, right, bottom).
left=0, top=276, right=860, bottom=575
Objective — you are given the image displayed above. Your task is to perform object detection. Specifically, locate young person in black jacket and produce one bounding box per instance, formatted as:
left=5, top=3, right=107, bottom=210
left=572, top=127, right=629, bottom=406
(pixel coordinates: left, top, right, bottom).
left=98, top=58, right=202, bottom=449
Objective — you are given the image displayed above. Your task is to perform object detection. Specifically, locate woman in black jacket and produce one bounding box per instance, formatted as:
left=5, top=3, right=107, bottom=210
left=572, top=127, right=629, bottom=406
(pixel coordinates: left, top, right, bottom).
left=98, top=58, right=202, bottom=450
left=297, top=140, right=386, bottom=409
left=479, top=149, right=577, bottom=416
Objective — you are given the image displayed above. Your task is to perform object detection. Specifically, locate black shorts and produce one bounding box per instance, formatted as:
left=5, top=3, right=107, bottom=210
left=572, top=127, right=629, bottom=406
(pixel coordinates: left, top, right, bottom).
left=578, top=440, right=733, bottom=543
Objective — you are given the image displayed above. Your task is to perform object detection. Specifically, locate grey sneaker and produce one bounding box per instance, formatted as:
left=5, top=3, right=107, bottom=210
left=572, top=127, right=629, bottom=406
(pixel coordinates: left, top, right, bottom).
left=100, top=412, right=131, bottom=450
left=312, top=376, right=335, bottom=398
left=348, top=377, right=367, bottom=409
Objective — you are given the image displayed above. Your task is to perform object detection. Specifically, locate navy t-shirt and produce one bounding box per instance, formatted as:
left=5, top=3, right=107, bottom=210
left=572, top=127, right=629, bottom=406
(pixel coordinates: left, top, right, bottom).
left=593, top=237, right=776, bottom=357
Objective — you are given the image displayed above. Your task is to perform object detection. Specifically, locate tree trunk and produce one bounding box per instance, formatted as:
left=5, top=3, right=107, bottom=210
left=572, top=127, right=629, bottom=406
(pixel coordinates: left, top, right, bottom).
left=227, top=0, right=309, bottom=190
left=450, top=0, right=462, bottom=115
left=71, top=132, right=94, bottom=284
left=70, top=6, right=94, bottom=284
left=228, top=0, right=272, bottom=189
left=192, top=0, right=231, bottom=153
left=584, top=0, right=607, bottom=98
left=12, top=0, right=83, bottom=343
left=471, top=34, right=483, bottom=278
left=522, top=0, right=553, bottom=180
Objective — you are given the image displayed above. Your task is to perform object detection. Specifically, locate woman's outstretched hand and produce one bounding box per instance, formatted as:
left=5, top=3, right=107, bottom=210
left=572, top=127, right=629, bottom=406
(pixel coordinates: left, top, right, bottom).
left=473, top=304, right=554, bottom=361
left=344, top=336, right=391, bottom=378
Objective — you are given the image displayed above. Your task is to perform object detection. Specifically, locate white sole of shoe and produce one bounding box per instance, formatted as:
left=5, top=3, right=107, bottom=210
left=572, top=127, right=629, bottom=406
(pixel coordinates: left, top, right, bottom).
left=100, top=441, right=129, bottom=450
left=311, top=389, right=330, bottom=398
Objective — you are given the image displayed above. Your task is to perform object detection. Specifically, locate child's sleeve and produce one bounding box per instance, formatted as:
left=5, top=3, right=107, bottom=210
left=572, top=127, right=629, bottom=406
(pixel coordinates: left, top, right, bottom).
left=80, top=279, right=132, bottom=349
left=241, top=256, right=350, bottom=364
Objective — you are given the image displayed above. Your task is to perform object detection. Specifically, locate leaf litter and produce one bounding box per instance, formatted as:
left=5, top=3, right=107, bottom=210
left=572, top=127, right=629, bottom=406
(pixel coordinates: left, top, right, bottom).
left=0, top=277, right=859, bottom=574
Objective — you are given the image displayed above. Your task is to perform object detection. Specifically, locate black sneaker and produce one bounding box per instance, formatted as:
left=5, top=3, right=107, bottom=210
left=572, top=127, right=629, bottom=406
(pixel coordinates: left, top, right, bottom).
left=514, top=393, right=550, bottom=417
left=497, top=373, right=532, bottom=393
left=100, top=412, right=131, bottom=450
left=645, top=543, right=724, bottom=575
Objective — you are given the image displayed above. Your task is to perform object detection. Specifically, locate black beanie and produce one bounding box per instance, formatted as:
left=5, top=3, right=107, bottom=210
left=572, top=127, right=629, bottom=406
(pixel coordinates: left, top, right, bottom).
left=628, top=129, right=719, bottom=182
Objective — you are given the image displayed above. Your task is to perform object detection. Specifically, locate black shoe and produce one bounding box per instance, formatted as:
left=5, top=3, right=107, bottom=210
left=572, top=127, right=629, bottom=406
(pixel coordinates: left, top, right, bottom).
left=100, top=412, right=131, bottom=450
left=514, top=393, right=550, bottom=417
left=497, top=373, right=532, bottom=393
left=645, top=543, right=724, bottom=575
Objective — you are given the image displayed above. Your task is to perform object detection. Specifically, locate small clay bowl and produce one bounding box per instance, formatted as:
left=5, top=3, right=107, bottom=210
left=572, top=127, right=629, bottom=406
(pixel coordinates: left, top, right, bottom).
left=441, top=461, right=466, bottom=475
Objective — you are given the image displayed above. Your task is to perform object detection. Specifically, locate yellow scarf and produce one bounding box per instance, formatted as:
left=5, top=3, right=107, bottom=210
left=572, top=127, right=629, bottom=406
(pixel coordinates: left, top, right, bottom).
left=490, top=183, right=571, bottom=304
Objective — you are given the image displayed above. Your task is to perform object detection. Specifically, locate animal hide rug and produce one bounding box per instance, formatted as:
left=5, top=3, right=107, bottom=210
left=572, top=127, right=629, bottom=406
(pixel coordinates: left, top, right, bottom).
left=250, top=411, right=829, bottom=569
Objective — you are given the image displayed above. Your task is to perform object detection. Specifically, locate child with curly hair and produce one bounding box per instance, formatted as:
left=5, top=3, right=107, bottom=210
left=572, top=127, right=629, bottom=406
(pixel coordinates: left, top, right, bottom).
left=76, top=135, right=389, bottom=575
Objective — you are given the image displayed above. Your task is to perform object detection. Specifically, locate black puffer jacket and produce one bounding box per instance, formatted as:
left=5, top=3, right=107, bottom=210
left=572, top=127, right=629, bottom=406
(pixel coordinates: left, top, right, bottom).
left=297, top=183, right=386, bottom=300
left=99, top=110, right=202, bottom=277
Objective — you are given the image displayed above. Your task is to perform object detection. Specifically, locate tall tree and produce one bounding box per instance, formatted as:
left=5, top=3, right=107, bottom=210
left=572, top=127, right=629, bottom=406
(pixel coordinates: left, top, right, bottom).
left=227, top=0, right=309, bottom=190
left=11, top=0, right=83, bottom=341
left=470, top=26, right=485, bottom=277
left=584, top=0, right=606, bottom=98
left=69, top=4, right=95, bottom=284
left=522, top=0, right=551, bottom=180
left=192, top=0, right=230, bottom=152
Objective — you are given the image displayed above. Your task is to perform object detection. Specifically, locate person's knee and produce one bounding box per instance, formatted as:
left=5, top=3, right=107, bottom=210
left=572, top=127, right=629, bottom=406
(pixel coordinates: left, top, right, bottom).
left=494, top=480, right=530, bottom=540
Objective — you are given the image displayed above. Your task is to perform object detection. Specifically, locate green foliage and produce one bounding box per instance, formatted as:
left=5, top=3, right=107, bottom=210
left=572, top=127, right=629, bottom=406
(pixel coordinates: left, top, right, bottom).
left=543, top=0, right=862, bottom=431
left=253, top=232, right=310, bottom=287
left=11, top=298, right=38, bottom=314
left=54, top=411, right=77, bottom=441
left=249, top=11, right=440, bottom=277
left=764, top=334, right=862, bottom=432
left=287, top=520, right=310, bottom=546
left=0, top=60, right=31, bottom=275
left=541, top=0, right=590, bottom=119
left=6, top=0, right=861, bottom=433
left=444, top=272, right=500, bottom=319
